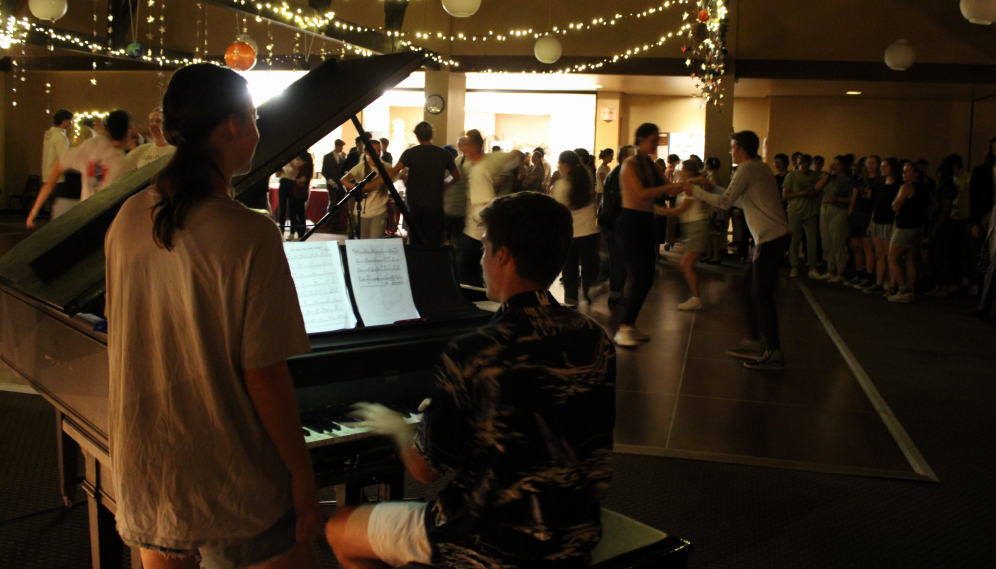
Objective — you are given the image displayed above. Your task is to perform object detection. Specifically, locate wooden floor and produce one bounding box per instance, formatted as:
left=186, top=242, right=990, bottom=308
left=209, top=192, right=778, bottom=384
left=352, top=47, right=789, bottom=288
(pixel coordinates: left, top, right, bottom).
left=551, top=250, right=934, bottom=481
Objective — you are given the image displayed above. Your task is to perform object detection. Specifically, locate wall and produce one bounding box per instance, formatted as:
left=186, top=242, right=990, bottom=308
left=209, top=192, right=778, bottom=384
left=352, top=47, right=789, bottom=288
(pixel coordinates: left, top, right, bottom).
left=5, top=71, right=170, bottom=206
left=494, top=114, right=551, bottom=148
left=765, top=96, right=978, bottom=171
left=594, top=91, right=622, bottom=156
left=733, top=98, right=771, bottom=146
left=620, top=95, right=706, bottom=142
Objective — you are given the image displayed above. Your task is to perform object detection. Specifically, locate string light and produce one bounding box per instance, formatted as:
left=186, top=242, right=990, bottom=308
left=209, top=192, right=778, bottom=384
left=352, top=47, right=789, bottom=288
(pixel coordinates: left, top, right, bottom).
left=683, top=0, right=728, bottom=107
left=388, top=0, right=692, bottom=43
left=73, top=111, right=109, bottom=140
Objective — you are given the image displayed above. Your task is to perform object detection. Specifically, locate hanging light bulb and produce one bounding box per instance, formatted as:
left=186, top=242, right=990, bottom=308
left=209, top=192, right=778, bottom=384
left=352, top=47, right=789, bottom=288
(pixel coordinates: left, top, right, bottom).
left=534, top=35, right=562, bottom=64
left=961, top=0, right=996, bottom=24
left=29, top=0, right=68, bottom=21
left=884, top=39, right=915, bottom=71
left=441, top=0, right=481, bottom=18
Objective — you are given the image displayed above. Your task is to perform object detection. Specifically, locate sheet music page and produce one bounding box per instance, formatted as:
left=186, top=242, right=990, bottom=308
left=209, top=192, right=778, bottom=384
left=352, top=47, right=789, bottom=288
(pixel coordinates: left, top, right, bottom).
left=284, top=242, right=357, bottom=334
left=344, top=239, right=420, bottom=327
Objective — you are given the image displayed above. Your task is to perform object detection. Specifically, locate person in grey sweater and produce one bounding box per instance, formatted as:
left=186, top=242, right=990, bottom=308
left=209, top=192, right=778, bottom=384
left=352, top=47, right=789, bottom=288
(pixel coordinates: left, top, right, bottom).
left=682, top=131, right=792, bottom=370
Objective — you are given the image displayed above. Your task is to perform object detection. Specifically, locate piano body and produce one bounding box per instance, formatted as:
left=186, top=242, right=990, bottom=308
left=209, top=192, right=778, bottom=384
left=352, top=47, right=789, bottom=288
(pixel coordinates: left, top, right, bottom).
left=0, top=52, right=491, bottom=569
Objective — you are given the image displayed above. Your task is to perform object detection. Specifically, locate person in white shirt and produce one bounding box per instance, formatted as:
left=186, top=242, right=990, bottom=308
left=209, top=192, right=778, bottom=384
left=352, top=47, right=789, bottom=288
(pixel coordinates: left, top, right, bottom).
left=341, top=139, right=393, bottom=239
left=104, top=63, right=320, bottom=569
left=457, top=129, right=521, bottom=286
left=552, top=150, right=599, bottom=306
left=41, top=109, right=74, bottom=219
left=683, top=130, right=792, bottom=370
left=28, top=109, right=132, bottom=228
left=656, top=160, right=710, bottom=310
left=596, top=148, right=613, bottom=193
left=125, top=108, right=176, bottom=170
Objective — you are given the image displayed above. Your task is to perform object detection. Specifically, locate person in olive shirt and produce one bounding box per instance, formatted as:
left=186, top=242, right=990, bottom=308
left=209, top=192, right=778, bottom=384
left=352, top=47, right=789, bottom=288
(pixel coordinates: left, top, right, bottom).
left=387, top=121, right=462, bottom=246
left=815, top=155, right=855, bottom=283
left=782, top=154, right=821, bottom=278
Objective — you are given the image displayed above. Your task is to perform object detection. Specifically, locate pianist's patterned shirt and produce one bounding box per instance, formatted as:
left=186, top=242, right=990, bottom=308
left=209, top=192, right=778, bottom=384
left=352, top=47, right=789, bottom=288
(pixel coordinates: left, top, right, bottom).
left=416, top=289, right=616, bottom=569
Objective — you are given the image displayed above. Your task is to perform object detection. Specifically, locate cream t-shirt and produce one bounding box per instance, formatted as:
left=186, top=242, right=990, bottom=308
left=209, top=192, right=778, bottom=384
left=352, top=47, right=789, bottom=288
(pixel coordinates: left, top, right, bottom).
left=105, top=188, right=311, bottom=549
left=348, top=161, right=389, bottom=218
left=552, top=178, right=599, bottom=238
left=42, top=126, right=70, bottom=183
left=125, top=141, right=176, bottom=170
left=464, top=152, right=519, bottom=241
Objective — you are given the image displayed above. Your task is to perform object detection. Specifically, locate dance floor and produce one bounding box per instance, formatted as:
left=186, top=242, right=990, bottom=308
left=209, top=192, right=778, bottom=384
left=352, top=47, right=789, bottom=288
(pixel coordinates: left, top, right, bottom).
left=552, top=251, right=936, bottom=482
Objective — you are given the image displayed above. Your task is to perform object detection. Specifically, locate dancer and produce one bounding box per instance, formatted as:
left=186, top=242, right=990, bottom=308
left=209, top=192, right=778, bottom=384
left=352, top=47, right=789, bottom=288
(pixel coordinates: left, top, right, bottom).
left=655, top=160, right=709, bottom=310
left=613, top=123, right=688, bottom=347
left=684, top=131, right=791, bottom=370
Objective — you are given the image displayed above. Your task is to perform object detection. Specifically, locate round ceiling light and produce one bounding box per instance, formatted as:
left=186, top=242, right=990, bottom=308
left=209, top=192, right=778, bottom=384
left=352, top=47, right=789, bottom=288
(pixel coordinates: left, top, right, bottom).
left=961, top=0, right=996, bottom=24
left=441, top=0, right=481, bottom=18
left=534, top=35, right=563, bottom=64
left=28, top=0, right=68, bottom=21
left=884, top=39, right=915, bottom=71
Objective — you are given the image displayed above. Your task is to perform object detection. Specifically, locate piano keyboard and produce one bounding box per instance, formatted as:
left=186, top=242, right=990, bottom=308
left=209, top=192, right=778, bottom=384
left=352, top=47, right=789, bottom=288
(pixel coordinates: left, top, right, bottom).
left=303, top=413, right=422, bottom=449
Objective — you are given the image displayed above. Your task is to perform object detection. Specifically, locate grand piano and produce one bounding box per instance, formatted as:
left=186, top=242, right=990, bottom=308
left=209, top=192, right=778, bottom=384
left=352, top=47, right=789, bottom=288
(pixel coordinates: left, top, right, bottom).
left=0, top=52, right=492, bottom=569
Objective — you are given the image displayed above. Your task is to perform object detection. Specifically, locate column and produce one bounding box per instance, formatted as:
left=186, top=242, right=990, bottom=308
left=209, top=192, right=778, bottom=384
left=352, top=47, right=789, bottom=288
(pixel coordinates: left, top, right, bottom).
left=703, top=0, right=737, bottom=182
left=595, top=91, right=622, bottom=155
left=423, top=70, right=466, bottom=146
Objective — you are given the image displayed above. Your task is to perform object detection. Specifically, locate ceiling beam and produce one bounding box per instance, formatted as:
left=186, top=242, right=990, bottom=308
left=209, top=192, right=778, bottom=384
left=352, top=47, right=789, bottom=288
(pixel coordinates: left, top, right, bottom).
left=17, top=23, right=196, bottom=65
left=454, top=56, right=690, bottom=76
left=736, top=60, right=996, bottom=84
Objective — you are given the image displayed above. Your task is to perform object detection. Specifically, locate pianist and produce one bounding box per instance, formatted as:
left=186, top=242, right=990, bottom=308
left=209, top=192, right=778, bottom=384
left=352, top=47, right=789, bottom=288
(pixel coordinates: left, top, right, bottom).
left=105, top=64, right=320, bottom=569
left=327, top=192, right=617, bottom=568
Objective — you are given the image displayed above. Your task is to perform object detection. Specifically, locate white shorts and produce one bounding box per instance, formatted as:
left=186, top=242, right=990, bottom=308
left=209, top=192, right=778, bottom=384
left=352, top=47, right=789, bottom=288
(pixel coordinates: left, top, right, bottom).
left=367, top=501, right=434, bottom=567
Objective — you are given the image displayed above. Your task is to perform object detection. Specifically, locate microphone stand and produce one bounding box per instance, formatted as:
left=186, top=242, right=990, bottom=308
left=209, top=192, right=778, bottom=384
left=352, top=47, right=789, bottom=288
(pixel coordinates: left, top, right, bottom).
left=299, top=171, right=377, bottom=242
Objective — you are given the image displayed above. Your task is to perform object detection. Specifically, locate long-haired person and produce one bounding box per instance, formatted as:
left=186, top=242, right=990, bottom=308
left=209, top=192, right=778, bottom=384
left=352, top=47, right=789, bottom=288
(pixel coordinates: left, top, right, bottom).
left=864, top=157, right=903, bottom=295
left=104, top=64, right=320, bottom=569
left=553, top=150, right=599, bottom=306
left=887, top=161, right=937, bottom=303
left=655, top=160, right=708, bottom=310
left=341, top=138, right=390, bottom=239
left=845, top=159, right=877, bottom=288
left=614, top=124, right=688, bottom=347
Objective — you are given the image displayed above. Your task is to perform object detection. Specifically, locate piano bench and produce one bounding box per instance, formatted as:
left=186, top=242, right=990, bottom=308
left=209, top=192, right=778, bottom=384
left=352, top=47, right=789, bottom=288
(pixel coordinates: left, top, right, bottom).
left=397, top=508, right=693, bottom=569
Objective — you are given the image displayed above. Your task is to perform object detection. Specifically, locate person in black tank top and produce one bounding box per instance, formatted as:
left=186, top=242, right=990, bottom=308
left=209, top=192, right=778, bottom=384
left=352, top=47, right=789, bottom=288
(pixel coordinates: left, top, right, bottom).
left=865, top=157, right=903, bottom=295
left=887, top=162, right=938, bottom=303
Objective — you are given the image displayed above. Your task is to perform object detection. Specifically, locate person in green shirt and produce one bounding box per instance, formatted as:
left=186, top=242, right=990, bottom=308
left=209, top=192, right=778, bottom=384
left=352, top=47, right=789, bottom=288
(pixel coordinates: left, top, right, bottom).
left=782, top=154, right=821, bottom=278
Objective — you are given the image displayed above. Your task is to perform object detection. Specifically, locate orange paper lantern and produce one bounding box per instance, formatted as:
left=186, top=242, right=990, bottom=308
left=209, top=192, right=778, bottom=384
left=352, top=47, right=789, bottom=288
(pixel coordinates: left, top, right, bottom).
left=225, top=41, right=256, bottom=71
left=698, top=10, right=709, bottom=22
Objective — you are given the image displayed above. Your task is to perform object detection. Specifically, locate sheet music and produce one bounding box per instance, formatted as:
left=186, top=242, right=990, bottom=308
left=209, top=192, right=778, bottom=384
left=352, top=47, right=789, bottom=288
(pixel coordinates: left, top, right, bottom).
left=284, top=242, right=357, bottom=334
left=344, top=239, right=420, bottom=327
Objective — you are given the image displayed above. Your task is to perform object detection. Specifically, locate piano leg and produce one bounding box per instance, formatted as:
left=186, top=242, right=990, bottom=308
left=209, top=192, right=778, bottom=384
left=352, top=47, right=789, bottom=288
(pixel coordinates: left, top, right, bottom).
left=377, top=472, right=404, bottom=502
left=335, top=483, right=364, bottom=506
left=83, top=451, right=126, bottom=569
left=56, top=410, right=80, bottom=508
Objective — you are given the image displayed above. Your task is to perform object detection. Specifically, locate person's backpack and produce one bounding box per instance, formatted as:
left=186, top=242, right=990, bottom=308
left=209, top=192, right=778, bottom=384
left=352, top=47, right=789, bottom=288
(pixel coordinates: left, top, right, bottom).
left=598, top=166, right=623, bottom=229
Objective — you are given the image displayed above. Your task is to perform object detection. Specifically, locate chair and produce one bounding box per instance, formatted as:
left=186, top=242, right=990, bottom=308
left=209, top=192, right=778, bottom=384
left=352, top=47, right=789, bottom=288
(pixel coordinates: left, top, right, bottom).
left=399, top=508, right=693, bottom=569
left=8, top=175, right=42, bottom=214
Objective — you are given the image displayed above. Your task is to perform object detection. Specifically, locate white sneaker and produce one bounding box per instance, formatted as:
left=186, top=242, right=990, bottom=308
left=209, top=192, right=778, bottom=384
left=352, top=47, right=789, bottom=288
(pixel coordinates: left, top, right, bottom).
left=614, top=327, right=649, bottom=347
left=678, top=297, right=703, bottom=311
left=828, top=275, right=845, bottom=284
left=813, top=272, right=832, bottom=280
left=790, top=268, right=800, bottom=278
left=888, top=291, right=913, bottom=303
left=807, top=269, right=821, bottom=279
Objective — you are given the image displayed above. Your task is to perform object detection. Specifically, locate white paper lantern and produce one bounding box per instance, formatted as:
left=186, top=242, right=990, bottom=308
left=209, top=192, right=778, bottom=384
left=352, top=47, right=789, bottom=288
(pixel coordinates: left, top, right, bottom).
left=441, top=0, right=481, bottom=18
left=884, top=39, right=915, bottom=71
left=28, top=0, right=68, bottom=21
left=534, top=35, right=562, bottom=64
left=961, top=0, right=996, bottom=24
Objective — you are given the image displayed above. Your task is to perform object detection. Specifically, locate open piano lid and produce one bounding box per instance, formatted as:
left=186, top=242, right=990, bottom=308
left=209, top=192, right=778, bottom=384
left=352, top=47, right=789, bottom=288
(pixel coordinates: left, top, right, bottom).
left=0, top=52, right=426, bottom=316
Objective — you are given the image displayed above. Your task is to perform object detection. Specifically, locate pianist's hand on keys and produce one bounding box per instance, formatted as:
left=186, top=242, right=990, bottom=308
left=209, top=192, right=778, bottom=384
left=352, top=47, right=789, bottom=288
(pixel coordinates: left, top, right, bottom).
left=301, top=404, right=421, bottom=449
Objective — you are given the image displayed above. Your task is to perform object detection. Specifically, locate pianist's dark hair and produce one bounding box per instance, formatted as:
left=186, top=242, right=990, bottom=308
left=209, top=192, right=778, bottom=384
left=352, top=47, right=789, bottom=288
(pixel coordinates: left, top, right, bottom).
left=152, top=64, right=253, bottom=250
left=479, top=192, right=573, bottom=287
